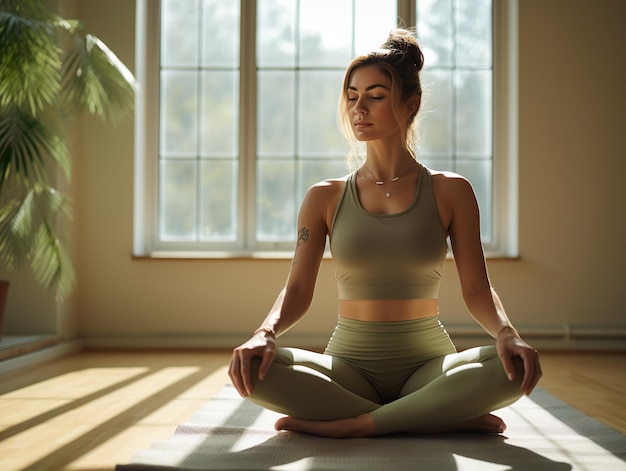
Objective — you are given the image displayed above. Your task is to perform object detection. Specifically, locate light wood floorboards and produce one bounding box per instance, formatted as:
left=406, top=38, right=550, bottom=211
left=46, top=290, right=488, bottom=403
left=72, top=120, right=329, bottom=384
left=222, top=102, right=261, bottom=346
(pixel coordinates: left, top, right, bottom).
left=0, top=350, right=623, bottom=471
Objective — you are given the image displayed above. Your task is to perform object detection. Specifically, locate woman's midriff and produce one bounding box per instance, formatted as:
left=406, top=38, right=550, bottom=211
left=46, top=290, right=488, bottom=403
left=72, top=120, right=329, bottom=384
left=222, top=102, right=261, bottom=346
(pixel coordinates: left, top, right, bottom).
left=338, top=298, right=439, bottom=322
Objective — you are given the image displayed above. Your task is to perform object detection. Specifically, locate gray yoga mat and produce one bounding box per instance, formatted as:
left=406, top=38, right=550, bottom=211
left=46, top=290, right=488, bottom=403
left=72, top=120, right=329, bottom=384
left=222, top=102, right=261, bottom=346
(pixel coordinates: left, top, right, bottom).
left=117, top=385, right=626, bottom=471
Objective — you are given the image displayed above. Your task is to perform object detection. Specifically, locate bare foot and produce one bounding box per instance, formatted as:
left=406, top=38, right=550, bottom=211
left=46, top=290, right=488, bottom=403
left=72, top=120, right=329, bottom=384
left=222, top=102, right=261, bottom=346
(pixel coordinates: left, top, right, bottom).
left=275, top=413, right=506, bottom=438
left=275, top=413, right=376, bottom=438
left=420, top=414, right=506, bottom=435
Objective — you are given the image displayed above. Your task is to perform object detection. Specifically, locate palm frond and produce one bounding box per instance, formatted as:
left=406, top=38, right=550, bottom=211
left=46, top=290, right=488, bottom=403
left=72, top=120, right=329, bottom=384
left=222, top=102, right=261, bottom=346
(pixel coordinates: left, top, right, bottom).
left=0, top=105, right=70, bottom=188
left=0, top=196, right=26, bottom=269
left=0, top=9, right=62, bottom=114
left=61, top=30, right=136, bottom=123
left=31, top=220, right=76, bottom=301
left=0, top=184, right=73, bottom=300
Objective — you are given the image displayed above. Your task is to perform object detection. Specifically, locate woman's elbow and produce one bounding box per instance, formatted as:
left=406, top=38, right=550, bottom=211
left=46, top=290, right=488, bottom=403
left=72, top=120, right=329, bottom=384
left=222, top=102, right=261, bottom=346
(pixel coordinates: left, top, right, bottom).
left=461, top=283, right=492, bottom=306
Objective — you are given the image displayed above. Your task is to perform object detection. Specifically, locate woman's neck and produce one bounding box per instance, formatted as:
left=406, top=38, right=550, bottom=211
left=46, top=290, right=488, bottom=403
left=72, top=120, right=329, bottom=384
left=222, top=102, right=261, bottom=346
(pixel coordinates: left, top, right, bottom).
left=364, top=139, right=417, bottom=180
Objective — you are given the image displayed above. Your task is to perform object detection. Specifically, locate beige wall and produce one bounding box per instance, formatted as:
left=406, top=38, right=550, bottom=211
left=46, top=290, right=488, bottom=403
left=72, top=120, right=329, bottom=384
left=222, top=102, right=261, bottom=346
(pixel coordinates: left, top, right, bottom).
left=3, top=0, right=625, bottom=349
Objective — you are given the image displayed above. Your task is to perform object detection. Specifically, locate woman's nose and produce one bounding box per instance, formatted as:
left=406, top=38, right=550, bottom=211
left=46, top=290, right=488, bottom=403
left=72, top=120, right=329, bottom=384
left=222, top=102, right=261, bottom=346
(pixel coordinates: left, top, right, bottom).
left=354, top=97, right=367, bottom=114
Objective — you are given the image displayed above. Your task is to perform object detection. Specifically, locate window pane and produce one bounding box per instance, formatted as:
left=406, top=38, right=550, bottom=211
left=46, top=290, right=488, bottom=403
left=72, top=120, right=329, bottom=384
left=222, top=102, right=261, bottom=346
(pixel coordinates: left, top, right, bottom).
left=151, top=1, right=496, bottom=252
left=200, top=160, right=238, bottom=241
left=455, top=0, right=492, bottom=67
left=160, top=71, right=198, bottom=156
left=160, top=160, right=197, bottom=240
left=420, top=69, right=453, bottom=155
left=258, top=71, right=295, bottom=157
left=201, top=71, right=239, bottom=156
left=257, top=0, right=296, bottom=67
left=455, top=70, right=492, bottom=156
left=354, top=0, right=397, bottom=55
left=416, top=0, right=453, bottom=67
left=201, top=0, right=240, bottom=68
left=457, top=159, right=492, bottom=242
left=298, top=71, right=346, bottom=156
left=299, top=0, right=352, bottom=67
left=298, top=159, right=348, bottom=204
left=257, top=160, right=296, bottom=241
left=161, top=0, right=198, bottom=67
left=417, top=0, right=493, bottom=245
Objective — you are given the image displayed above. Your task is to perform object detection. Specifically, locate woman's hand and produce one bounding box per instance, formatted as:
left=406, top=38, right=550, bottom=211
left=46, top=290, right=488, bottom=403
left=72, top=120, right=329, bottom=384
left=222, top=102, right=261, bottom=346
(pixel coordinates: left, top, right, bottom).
left=228, top=330, right=276, bottom=397
left=496, top=327, right=542, bottom=395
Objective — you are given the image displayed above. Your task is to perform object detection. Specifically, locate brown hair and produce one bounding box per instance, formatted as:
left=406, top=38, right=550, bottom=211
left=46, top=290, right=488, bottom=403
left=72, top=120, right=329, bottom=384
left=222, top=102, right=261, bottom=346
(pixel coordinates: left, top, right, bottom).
left=338, top=29, right=424, bottom=170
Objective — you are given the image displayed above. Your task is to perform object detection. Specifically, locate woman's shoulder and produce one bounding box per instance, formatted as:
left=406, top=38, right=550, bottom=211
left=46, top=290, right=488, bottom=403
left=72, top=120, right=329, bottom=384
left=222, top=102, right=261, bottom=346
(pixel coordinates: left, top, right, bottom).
left=426, top=168, right=479, bottom=231
left=429, top=169, right=475, bottom=195
left=299, top=175, right=350, bottom=228
left=427, top=168, right=478, bottom=220
left=301, top=175, right=350, bottom=210
left=306, top=175, right=350, bottom=197
left=428, top=167, right=466, bottom=181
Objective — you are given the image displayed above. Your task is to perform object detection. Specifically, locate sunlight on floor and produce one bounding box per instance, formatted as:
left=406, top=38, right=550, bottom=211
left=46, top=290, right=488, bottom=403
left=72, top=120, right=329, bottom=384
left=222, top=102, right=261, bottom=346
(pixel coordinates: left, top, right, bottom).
left=1, top=351, right=623, bottom=470
left=497, top=394, right=626, bottom=470
left=66, top=366, right=230, bottom=471
left=0, top=352, right=231, bottom=471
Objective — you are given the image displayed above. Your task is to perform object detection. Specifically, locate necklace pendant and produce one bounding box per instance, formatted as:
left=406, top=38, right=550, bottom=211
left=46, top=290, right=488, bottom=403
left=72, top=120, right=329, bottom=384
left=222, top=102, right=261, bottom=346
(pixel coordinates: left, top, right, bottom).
left=385, top=192, right=391, bottom=198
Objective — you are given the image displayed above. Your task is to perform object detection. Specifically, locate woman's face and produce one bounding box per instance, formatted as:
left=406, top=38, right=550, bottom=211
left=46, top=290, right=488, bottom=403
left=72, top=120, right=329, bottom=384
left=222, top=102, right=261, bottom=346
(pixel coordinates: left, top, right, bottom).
left=346, top=65, right=401, bottom=142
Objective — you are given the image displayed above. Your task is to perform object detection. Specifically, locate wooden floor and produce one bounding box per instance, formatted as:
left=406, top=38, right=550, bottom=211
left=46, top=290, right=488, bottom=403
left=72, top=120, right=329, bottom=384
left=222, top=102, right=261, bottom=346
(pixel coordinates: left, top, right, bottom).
left=0, top=350, right=624, bottom=471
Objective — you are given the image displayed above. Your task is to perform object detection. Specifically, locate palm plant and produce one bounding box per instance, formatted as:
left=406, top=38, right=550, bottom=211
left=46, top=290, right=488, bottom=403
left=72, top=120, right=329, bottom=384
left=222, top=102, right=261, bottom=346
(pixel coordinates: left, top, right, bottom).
left=0, top=0, right=135, bottom=301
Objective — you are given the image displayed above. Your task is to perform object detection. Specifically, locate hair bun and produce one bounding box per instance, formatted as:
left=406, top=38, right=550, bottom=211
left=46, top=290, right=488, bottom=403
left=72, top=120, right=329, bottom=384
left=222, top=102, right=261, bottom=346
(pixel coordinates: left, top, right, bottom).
left=381, top=29, right=424, bottom=71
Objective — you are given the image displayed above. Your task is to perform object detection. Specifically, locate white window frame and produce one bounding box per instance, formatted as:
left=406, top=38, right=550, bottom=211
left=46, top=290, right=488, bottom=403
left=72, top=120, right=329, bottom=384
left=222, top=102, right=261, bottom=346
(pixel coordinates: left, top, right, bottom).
left=133, top=0, right=518, bottom=258
left=491, top=0, right=519, bottom=257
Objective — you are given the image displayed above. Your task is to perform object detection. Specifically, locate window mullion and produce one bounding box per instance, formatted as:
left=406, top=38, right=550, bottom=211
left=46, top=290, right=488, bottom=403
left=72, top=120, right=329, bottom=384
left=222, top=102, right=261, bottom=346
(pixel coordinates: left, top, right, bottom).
left=195, top=1, right=204, bottom=242
left=239, top=0, right=257, bottom=251
left=135, top=0, right=161, bottom=256
left=397, top=0, right=415, bottom=27
left=491, top=0, right=518, bottom=256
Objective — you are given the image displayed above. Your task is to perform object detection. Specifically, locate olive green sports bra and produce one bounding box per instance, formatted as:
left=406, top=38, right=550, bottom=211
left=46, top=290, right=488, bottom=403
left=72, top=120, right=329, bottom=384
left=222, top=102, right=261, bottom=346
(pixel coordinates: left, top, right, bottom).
left=329, top=163, right=448, bottom=300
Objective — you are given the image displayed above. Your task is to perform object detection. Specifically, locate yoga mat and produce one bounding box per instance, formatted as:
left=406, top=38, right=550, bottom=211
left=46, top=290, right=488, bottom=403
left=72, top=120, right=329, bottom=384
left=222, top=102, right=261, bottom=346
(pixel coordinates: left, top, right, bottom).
left=117, top=385, right=625, bottom=471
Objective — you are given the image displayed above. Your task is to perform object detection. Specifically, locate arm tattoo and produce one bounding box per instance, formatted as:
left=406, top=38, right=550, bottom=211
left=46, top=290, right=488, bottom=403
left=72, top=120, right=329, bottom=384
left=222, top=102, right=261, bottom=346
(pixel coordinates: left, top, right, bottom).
left=292, top=227, right=310, bottom=267
left=297, top=227, right=310, bottom=247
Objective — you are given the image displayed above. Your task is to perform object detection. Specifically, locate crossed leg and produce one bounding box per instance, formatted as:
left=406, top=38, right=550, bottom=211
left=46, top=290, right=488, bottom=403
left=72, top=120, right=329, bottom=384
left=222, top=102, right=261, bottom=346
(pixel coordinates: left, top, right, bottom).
left=369, top=345, right=524, bottom=435
left=249, top=346, right=524, bottom=438
left=276, top=346, right=523, bottom=437
left=247, top=347, right=382, bottom=420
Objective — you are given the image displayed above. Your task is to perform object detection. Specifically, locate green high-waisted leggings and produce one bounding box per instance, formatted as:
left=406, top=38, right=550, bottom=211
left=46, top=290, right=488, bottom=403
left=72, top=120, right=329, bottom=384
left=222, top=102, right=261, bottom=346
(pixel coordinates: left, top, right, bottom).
left=247, top=315, right=524, bottom=435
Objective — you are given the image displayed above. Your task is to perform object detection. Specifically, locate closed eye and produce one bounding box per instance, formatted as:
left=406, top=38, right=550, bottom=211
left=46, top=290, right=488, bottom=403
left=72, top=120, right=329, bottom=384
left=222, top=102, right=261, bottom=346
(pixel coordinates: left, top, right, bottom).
left=347, top=95, right=385, bottom=101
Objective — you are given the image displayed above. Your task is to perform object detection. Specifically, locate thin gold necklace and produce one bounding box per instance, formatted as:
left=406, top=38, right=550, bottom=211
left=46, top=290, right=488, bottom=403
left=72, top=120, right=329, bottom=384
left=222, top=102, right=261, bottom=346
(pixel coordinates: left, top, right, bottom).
left=363, top=165, right=400, bottom=198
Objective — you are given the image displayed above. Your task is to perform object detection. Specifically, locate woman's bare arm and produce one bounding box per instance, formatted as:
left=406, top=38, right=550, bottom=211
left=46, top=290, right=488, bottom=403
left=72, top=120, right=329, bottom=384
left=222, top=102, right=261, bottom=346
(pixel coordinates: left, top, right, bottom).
left=229, top=181, right=337, bottom=396
left=435, top=173, right=542, bottom=394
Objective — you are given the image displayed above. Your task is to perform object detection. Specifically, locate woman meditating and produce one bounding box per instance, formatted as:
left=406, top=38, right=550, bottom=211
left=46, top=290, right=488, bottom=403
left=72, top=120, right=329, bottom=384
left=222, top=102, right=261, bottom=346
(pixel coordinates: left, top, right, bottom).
left=229, top=28, right=542, bottom=438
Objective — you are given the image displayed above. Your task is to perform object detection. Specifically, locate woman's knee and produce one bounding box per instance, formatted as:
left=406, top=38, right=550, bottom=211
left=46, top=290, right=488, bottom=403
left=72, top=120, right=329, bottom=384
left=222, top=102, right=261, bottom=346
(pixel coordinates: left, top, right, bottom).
left=466, top=345, right=525, bottom=398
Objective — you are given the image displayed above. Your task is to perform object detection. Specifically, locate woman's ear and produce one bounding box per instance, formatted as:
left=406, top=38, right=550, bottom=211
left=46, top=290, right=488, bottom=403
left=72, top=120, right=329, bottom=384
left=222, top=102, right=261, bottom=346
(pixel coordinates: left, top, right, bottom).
left=407, top=95, right=421, bottom=118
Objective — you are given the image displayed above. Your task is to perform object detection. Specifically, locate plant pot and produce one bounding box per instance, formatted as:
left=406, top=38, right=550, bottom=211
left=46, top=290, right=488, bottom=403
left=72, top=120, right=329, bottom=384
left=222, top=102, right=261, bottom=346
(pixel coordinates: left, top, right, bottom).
left=0, top=280, right=9, bottom=341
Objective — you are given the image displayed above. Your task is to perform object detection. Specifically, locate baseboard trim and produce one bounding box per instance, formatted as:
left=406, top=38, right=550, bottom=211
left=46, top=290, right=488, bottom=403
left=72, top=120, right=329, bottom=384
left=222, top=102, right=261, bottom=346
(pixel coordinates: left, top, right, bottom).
left=82, top=333, right=320, bottom=350
left=0, top=338, right=84, bottom=375
left=82, top=330, right=626, bottom=352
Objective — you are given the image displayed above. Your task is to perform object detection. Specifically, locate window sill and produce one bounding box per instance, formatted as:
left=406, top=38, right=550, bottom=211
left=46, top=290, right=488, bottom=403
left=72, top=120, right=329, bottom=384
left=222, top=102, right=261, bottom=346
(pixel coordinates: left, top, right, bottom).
left=133, top=251, right=299, bottom=261
left=133, top=251, right=520, bottom=261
